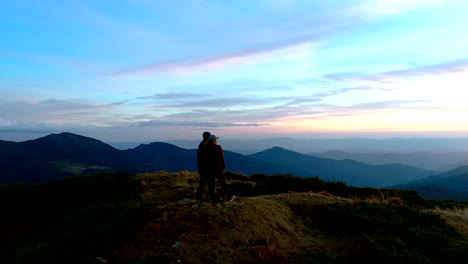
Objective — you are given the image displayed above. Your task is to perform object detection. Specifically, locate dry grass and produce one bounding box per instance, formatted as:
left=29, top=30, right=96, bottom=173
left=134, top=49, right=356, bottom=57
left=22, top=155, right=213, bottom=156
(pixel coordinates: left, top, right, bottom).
left=113, top=171, right=360, bottom=263
left=112, top=171, right=468, bottom=263
left=359, top=192, right=404, bottom=206
left=429, top=207, right=468, bottom=234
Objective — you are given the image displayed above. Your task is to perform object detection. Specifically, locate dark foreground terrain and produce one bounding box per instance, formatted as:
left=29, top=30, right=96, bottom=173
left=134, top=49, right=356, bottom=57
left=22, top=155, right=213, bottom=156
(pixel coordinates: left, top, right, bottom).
left=1, top=171, right=468, bottom=263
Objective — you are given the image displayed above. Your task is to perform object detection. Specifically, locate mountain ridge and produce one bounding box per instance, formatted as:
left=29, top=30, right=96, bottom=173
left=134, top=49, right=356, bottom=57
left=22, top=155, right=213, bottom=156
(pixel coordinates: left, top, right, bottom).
left=249, top=147, right=434, bottom=187
left=0, top=133, right=309, bottom=184
left=311, top=149, right=468, bottom=171
left=392, top=166, right=468, bottom=200
left=0, top=132, right=445, bottom=190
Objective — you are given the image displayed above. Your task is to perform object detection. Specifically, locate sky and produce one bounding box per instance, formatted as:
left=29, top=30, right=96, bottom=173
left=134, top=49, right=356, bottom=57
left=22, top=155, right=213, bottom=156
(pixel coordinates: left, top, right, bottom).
left=1, top=0, right=468, bottom=143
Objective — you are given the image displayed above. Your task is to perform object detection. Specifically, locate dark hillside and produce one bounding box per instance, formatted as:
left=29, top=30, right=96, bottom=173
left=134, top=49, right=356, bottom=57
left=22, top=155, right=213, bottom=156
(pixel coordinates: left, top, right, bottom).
left=398, top=165, right=468, bottom=187
left=401, top=183, right=468, bottom=200
left=393, top=171, right=468, bottom=200
left=20, top=132, right=125, bottom=166
left=392, top=166, right=468, bottom=200
left=437, top=165, right=468, bottom=178
left=0, top=140, right=65, bottom=183
left=250, top=147, right=434, bottom=187
left=1, top=171, right=467, bottom=263
left=223, top=150, right=306, bottom=176
left=312, top=150, right=468, bottom=171
left=0, top=133, right=324, bottom=184
left=0, top=133, right=131, bottom=183
left=122, top=142, right=197, bottom=172
left=436, top=173, right=468, bottom=191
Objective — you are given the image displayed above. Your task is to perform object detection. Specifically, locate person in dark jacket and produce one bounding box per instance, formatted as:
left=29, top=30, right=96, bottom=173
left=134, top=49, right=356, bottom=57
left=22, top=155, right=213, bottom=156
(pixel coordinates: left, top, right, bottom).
left=196, top=131, right=211, bottom=201
left=203, top=134, right=235, bottom=203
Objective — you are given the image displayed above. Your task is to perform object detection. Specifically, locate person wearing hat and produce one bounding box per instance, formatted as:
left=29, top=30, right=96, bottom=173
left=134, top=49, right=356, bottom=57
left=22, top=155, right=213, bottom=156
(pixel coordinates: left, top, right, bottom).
left=200, top=134, right=235, bottom=203
left=196, top=131, right=211, bottom=201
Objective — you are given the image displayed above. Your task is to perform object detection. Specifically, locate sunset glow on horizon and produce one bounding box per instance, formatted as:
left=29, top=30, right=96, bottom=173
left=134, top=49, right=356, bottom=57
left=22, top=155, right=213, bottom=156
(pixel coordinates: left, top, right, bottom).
left=1, top=0, right=468, bottom=142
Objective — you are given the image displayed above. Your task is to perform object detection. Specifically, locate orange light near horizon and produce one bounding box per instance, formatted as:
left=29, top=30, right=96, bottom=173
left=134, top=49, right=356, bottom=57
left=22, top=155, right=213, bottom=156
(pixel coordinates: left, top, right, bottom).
left=262, top=108, right=468, bottom=134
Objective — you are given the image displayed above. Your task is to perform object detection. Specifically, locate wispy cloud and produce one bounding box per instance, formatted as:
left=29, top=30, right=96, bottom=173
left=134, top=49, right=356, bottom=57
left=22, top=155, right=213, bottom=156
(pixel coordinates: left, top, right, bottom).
left=382, top=58, right=468, bottom=78
left=0, top=99, right=127, bottom=126
left=109, top=4, right=361, bottom=77
left=324, top=58, right=468, bottom=81
left=111, top=42, right=322, bottom=76
left=137, top=92, right=207, bottom=100
left=136, top=92, right=283, bottom=109
left=0, top=118, right=58, bottom=133
left=137, top=120, right=268, bottom=128
left=148, top=98, right=434, bottom=126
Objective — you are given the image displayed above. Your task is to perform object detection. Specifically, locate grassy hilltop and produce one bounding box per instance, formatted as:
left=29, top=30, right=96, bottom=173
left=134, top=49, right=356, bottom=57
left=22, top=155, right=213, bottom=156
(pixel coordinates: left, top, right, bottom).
left=1, top=171, right=468, bottom=263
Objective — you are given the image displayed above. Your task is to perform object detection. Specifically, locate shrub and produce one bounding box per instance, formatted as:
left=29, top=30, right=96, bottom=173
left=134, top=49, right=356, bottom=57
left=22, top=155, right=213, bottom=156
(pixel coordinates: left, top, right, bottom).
left=224, top=170, right=249, bottom=181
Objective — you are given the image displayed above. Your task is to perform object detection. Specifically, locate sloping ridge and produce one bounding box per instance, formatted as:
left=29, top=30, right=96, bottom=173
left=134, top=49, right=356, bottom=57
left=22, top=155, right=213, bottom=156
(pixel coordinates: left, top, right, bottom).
left=0, top=133, right=310, bottom=184
left=20, top=132, right=122, bottom=164
left=249, top=146, right=434, bottom=187
left=392, top=166, right=468, bottom=200
left=0, top=133, right=126, bottom=183
left=122, top=142, right=197, bottom=172
left=313, top=150, right=468, bottom=171
left=396, top=165, right=468, bottom=189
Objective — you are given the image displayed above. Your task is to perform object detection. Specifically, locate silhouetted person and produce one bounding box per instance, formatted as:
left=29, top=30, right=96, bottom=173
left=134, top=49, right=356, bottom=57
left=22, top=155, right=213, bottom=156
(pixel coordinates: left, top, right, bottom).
left=202, top=134, right=235, bottom=203
left=196, top=131, right=211, bottom=201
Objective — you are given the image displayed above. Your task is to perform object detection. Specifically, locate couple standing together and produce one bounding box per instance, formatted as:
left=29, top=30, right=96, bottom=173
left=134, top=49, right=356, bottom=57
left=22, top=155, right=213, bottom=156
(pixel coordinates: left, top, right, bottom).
left=196, top=131, right=235, bottom=204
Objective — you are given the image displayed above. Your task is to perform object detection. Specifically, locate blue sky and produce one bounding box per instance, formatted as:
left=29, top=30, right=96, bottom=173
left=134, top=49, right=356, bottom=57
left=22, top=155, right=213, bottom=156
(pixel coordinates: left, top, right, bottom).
left=1, top=0, right=468, bottom=143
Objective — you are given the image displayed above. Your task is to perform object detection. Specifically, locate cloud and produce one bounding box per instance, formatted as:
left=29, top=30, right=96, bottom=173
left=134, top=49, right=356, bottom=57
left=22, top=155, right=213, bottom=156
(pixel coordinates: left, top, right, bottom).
left=137, top=83, right=383, bottom=111
left=0, top=98, right=128, bottom=127
left=351, top=100, right=430, bottom=109
left=108, top=0, right=450, bottom=78
left=137, top=119, right=268, bottom=128
left=111, top=41, right=322, bottom=76
left=137, top=92, right=207, bottom=100
left=382, top=58, right=468, bottom=78
left=285, top=98, right=322, bottom=106
left=136, top=92, right=282, bottom=109
left=148, top=97, right=433, bottom=126
left=109, top=4, right=361, bottom=77
left=168, top=97, right=273, bottom=108
left=129, top=86, right=428, bottom=125
left=0, top=118, right=61, bottom=134
left=324, top=58, right=468, bottom=81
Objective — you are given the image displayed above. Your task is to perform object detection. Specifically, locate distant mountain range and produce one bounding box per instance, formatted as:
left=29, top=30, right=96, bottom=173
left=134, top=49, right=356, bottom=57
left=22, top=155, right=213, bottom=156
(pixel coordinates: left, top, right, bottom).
left=310, top=150, right=468, bottom=171
left=249, top=147, right=434, bottom=188
left=392, top=166, right=468, bottom=200
left=162, top=137, right=468, bottom=154
left=2, top=132, right=467, bottom=200
left=0, top=133, right=308, bottom=184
